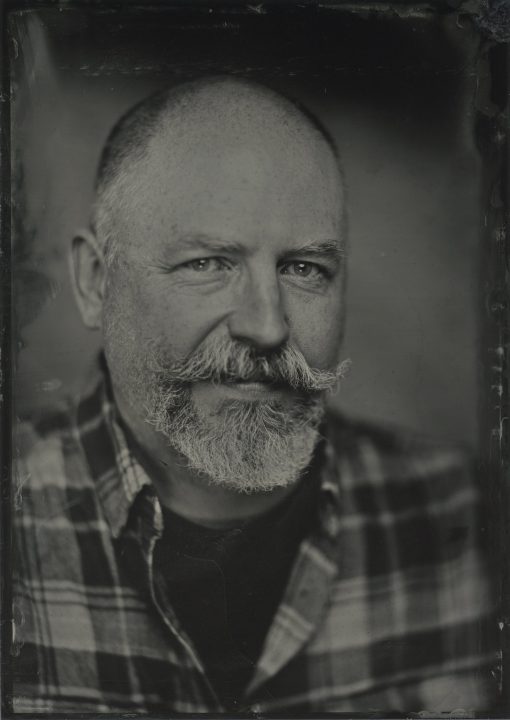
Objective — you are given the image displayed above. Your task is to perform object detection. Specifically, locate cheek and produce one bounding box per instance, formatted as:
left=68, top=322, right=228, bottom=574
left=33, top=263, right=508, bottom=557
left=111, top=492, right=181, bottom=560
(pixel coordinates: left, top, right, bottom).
left=105, top=271, right=228, bottom=360
left=286, top=292, right=345, bottom=370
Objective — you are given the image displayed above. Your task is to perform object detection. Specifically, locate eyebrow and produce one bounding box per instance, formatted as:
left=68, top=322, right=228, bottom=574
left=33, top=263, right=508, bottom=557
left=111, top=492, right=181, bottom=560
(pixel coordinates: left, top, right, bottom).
left=288, top=239, right=347, bottom=261
left=176, top=233, right=245, bottom=255
left=174, top=233, right=346, bottom=260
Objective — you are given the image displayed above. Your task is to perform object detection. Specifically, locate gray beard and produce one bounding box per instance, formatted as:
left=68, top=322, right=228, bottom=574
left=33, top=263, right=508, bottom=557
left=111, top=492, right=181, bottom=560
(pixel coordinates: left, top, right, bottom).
left=145, top=385, right=325, bottom=493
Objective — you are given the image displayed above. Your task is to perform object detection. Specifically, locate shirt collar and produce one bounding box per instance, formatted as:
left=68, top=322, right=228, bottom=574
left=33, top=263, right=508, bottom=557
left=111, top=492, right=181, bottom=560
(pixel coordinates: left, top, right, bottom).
left=76, top=371, right=155, bottom=539
left=75, top=368, right=343, bottom=541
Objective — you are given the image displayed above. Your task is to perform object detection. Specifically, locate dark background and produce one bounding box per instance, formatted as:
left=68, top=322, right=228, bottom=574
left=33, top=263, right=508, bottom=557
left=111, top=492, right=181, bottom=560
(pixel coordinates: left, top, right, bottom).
left=10, top=5, right=483, bottom=447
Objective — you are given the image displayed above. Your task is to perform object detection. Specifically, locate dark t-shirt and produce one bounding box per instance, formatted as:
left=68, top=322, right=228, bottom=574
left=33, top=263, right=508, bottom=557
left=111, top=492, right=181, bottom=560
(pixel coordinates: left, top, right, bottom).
left=154, top=467, right=322, bottom=710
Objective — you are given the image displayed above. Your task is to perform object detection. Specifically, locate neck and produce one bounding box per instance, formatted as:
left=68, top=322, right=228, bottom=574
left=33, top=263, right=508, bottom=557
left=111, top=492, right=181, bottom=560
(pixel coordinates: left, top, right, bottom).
left=148, top=460, right=297, bottom=527
left=113, top=388, right=299, bottom=527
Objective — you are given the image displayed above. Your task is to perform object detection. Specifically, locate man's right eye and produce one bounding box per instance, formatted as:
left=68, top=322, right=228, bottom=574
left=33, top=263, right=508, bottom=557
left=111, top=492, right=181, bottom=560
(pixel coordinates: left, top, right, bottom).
left=181, top=258, right=230, bottom=272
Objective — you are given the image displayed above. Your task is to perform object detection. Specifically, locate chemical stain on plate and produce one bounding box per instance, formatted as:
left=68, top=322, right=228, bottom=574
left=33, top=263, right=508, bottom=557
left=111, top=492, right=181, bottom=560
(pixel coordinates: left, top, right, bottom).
left=40, top=378, right=62, bottom=392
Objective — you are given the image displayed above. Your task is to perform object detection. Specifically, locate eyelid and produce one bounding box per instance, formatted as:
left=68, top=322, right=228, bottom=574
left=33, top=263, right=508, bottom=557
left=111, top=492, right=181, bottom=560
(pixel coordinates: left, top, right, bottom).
left=182, top=256, right=231, bottom=267
left=180, top=255, right=225, bottom=265
left=279, top=259, right=332, bottom=276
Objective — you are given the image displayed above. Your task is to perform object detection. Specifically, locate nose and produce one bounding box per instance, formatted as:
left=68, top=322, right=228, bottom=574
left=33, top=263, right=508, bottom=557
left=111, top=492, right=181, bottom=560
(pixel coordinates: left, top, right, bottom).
left=228, top=272, right=290, bottom=351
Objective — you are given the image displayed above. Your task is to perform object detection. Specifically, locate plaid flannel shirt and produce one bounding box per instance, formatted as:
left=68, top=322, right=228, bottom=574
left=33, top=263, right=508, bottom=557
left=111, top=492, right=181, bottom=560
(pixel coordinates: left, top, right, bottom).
left=11, top=376, right=497, bottom=715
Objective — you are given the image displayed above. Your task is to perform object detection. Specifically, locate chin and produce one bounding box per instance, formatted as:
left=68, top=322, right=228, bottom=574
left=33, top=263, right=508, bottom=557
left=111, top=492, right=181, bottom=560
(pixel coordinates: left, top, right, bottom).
left=150, top=390, right=326, bottom=494
left=176, top=420, right=322, bottom=495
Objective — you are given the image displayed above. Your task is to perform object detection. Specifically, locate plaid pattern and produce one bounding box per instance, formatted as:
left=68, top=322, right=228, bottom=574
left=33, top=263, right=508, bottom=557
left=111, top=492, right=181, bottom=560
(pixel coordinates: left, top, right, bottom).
left=11, top=377, right=497, bottom=714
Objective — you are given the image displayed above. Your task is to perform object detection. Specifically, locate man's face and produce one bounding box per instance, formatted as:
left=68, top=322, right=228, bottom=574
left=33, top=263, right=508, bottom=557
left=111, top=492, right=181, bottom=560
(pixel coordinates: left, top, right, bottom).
left=102, top=98, right=346, bottom=491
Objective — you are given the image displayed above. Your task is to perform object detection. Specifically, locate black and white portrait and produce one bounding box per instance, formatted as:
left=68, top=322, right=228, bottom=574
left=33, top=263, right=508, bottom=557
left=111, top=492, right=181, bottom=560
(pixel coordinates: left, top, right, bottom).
left=5, top=3, right=508, bottom=716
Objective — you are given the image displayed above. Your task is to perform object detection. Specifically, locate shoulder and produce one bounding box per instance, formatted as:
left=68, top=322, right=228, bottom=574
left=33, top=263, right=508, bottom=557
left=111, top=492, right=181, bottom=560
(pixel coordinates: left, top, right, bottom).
left=321, top=410, right=484, bottom=569
left=11, top=403, right=113, bottom=686
left=12, top=399, right=113, bottom=600
left=13, top=402, right=94, bottom=522
left=324, top=409, right=477, bottom=503
left=315, top=412, right=494, bottom=695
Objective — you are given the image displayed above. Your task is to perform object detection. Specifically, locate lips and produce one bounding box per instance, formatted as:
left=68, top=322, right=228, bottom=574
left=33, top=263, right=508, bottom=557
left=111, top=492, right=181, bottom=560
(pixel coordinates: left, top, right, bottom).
left=217, top=379, right=289, bottom=400
left=222, top=373, right=273, bottom=384
left=228, top=380, right=274, bottom=388
left=223, top=377, right=284, bottom=390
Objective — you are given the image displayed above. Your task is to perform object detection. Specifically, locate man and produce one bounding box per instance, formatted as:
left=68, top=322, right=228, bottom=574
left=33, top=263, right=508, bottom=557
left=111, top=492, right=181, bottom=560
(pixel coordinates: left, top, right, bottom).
left=12, top=76, right=496, bottom=714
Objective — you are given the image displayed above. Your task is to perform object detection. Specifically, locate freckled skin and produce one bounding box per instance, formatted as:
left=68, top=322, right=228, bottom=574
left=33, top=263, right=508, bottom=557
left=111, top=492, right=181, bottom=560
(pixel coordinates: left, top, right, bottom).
left=97, top=80, right=347, bottom=518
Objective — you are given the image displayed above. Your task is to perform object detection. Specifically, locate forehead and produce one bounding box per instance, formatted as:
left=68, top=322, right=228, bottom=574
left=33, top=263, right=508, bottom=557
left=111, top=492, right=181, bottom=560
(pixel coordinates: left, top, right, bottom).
left=110, top=93, right=344, bottom=255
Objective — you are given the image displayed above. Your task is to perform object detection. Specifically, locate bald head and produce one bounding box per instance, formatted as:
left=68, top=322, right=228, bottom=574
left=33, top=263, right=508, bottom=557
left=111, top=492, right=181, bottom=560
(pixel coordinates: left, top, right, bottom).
left=92, top=76, right=345, bottom=264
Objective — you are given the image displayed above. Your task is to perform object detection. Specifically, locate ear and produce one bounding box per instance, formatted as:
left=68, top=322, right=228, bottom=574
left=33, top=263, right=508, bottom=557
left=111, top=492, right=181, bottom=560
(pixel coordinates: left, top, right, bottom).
left=70, top=228, right=107, bottom=330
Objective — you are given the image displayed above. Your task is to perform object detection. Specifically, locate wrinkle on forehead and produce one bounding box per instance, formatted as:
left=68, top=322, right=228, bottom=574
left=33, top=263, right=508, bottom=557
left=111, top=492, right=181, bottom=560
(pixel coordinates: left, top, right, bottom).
left=95, top=77, right=345, bottom=263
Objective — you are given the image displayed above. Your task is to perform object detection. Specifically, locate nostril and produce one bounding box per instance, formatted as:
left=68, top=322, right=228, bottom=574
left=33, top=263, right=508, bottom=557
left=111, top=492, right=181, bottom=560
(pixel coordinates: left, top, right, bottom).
left=227, top=281, right=290, bottom=351
left=228, top=317, right=290, bottom=352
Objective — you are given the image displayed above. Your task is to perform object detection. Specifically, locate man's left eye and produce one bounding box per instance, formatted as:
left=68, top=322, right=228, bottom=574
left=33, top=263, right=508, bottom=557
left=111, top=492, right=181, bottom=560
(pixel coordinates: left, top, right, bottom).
left=280, top=262, right=326, bottom=280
